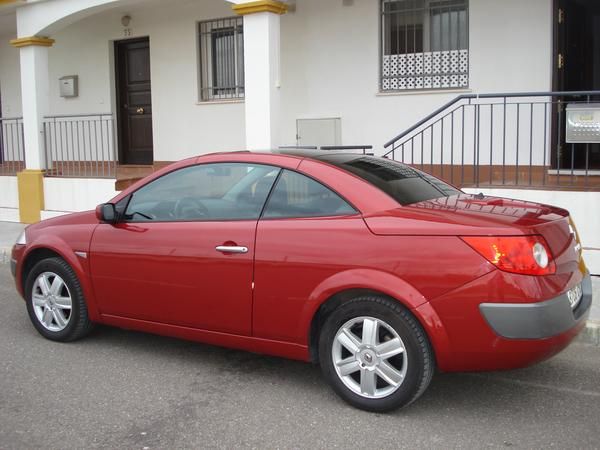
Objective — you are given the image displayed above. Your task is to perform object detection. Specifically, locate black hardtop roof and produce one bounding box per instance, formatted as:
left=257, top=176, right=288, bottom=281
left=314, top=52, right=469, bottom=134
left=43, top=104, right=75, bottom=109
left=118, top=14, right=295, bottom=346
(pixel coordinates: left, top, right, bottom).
left=271, top=148, right=369, bottom=162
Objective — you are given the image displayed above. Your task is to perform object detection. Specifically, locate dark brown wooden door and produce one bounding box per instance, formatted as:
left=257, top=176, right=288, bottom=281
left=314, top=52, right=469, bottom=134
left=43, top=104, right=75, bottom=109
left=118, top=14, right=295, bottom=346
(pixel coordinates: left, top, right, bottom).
left=552, top=0, right=600, bottom=170
left=115, top=38, right=153, bottom=165
left=551, top=0, right=565, bottom=169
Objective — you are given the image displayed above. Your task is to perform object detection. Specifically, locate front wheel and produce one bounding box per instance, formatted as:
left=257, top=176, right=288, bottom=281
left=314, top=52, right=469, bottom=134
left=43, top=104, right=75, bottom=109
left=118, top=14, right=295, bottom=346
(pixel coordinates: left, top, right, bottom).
left=318, top=296, right=435, bottom=412
left=25, top=257, right=94, bottom=342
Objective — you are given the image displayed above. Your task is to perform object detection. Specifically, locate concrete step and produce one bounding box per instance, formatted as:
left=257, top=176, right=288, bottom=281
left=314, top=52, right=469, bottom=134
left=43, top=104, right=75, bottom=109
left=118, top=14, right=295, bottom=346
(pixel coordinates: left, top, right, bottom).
left=114, top=162, right=172, bottom=191
left=116, top=164, right=153, bottom=180
left=115, top=176, right=144, bottom=191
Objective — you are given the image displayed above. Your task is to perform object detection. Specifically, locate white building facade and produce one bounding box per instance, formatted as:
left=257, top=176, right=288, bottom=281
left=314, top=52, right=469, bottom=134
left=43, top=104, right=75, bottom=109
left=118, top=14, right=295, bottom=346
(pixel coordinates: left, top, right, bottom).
left=0, top=0, right=599, bottom=272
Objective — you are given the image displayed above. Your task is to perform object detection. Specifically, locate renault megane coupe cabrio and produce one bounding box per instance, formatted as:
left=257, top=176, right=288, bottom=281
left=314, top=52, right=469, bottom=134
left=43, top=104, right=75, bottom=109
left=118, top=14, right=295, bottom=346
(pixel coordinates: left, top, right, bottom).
left=11, top=150, right=592, bottom=412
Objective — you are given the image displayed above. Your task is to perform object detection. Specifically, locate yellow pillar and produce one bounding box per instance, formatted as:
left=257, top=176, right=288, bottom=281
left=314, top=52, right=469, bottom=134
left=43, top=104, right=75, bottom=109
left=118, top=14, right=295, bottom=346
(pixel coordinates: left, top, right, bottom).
left=17, top=170, right=45, bottom=223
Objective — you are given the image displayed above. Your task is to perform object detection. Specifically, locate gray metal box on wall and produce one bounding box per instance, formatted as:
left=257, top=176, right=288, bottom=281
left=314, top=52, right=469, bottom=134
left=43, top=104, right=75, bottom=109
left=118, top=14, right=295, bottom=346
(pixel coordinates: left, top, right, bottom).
left=296, top=118, right=341, bottom=147
left=59, top=75, right=78, bottom=98
left=566, top=103, right=600, bottom=143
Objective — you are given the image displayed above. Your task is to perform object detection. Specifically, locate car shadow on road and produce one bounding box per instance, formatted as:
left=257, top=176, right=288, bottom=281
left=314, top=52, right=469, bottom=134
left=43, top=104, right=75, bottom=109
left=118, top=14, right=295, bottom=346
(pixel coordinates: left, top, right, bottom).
left=75, top=324, right=600, bottom=417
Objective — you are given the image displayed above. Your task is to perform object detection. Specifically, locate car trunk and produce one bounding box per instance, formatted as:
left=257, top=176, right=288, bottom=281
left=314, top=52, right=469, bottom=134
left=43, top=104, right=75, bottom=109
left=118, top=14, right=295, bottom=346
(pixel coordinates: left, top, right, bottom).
left=363, top=194, right=583, bottom=272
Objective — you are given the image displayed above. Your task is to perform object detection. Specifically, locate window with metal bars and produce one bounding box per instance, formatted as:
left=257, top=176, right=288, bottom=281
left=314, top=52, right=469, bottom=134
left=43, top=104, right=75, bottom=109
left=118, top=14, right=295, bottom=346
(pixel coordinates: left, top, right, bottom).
left=198, top=17, right=244, bottom=101
left=380, top=0, right=469, bottom=91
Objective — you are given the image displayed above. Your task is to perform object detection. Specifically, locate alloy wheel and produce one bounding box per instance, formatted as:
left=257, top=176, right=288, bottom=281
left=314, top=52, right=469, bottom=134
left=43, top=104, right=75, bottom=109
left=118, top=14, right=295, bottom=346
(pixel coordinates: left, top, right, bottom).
left=31, top=272, right=72, bottom=332
left=332, top=316, right=408, bottom=399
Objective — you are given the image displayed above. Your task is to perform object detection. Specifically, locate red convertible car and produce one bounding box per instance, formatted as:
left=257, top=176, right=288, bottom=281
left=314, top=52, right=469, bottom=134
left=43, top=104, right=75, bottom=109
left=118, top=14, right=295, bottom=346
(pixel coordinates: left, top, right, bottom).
left=11, top=150, right=592, bottom=412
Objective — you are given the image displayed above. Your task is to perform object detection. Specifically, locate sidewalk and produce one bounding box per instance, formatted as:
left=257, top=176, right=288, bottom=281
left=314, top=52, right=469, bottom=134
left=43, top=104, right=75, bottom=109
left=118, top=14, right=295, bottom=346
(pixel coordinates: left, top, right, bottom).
left=0, top=220, right=598, bottom=342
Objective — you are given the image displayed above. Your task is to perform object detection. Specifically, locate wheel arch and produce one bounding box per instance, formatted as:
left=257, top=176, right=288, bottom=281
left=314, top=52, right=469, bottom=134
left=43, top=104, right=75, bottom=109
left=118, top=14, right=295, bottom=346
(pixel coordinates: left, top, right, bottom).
left=21, top=247, right=63, bottom=292
left=307, top=287, right=451, bottom=370
left=300, top=269, right=439, bottom=363
left=20, top=239, right=101, bottom=321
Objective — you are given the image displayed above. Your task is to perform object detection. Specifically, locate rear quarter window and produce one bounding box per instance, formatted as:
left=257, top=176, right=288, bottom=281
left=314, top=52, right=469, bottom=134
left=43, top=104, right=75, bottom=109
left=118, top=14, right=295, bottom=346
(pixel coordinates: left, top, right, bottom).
left=263, top=169, right=356, bottom=218
left=317, top=155, right=460, bottom=206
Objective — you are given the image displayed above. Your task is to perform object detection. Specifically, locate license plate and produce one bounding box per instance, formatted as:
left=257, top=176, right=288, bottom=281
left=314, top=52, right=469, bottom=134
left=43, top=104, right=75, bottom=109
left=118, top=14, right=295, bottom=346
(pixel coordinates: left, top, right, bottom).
left=566, top=283, right=583, bottom=310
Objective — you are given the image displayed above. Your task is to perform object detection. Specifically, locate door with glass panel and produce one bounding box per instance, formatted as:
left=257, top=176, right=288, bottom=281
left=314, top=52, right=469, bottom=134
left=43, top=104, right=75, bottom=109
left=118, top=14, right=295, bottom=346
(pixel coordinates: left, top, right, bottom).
left=90, top=162, right=280, bottom=335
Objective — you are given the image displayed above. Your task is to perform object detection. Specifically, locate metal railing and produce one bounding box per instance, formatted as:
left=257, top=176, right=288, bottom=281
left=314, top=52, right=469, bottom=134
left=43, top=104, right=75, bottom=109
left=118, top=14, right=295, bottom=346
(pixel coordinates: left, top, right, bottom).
left=0, top=117, right=25, bottom=176
left=383, top=91, right=600, bottom=190
left=199, top=16, right=244, bottom=101
left=43, top=113, right=116, bottom=178
left=380, top=0, right=469, bottom=92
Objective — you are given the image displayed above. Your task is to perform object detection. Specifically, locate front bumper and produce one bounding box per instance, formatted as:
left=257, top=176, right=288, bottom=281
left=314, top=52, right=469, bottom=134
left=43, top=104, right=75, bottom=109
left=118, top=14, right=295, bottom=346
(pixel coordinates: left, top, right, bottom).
left=479, top=273, right=592, bottom=339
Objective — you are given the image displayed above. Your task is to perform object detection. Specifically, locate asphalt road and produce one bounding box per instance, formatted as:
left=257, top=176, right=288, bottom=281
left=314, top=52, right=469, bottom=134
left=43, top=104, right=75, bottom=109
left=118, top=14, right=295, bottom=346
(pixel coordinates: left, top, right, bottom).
left=0, top=266, right=599, bottom=449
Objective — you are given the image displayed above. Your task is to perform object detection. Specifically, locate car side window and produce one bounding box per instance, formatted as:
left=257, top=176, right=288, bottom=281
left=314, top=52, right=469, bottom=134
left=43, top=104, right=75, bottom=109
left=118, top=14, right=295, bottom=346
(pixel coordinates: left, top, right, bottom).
left=262, top=169, right=356, bottom=219
left=123, top=163, right=280, bottom=222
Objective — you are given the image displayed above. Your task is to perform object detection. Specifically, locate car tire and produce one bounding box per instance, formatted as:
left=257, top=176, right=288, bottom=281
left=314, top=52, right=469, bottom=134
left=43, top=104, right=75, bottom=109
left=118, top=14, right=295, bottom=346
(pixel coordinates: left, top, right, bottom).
left=25, top=257, right=94, bottom=342
left=318, top=295, right=435, bottom=412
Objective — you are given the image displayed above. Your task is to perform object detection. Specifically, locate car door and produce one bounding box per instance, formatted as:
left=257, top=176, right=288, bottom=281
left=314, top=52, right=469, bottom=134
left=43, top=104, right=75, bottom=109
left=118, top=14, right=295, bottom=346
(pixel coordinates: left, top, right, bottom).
left=90, top=162, right=280, bottom=335
left=252, top=169, right=366, bottom=343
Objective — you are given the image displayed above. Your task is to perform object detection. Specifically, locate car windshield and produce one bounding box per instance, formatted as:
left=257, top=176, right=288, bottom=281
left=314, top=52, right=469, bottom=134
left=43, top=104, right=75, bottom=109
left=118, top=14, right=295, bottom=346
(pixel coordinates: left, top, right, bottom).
left=316, top=154, right=460, bottom=206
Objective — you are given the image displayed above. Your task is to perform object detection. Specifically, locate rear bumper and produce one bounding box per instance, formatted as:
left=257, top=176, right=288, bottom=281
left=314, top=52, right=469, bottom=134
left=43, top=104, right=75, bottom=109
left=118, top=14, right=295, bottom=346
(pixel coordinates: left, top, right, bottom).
left=479, top=273, right=592, bottom=339
left=421, top=269, right=593, bottom=372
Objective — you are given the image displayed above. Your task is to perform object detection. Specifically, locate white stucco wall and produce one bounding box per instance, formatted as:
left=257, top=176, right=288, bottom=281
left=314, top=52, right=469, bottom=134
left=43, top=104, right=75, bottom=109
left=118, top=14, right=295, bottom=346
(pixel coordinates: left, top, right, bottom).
left=0, top=0, right=247, bottom=163
left=279, top=0, right=553, bottom=150
left=0, top=176, right=18, bottom=209
left=46, top=0, right=246, bottom=161
left=43, top=177, right=117, bottom=213
left=0, top=176, right=20, bottom=222
left=0, top=0, right=553, bottom=159
left=0, top=37, right=22, bottom=118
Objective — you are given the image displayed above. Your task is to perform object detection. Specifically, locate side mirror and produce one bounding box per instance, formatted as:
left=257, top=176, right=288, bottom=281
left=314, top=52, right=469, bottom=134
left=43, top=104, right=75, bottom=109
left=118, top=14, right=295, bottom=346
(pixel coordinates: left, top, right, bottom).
left=96, top=203, right=117, bottom=223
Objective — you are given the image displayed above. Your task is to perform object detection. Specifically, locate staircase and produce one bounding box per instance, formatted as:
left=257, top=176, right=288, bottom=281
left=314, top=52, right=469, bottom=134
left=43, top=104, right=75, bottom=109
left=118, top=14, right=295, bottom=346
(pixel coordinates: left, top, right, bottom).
left=383, top=90, right=600, bottom=190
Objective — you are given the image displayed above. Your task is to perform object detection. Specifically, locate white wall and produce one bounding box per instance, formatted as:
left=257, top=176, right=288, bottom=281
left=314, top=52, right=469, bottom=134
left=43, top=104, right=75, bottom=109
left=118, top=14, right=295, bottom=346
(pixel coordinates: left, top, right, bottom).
left=0, top=176, right=20, bottom=222
left=43, top=177, right=117, bottom=213
left=13, top=0, right=246, bottom=162
left=463, top=188, right=600, bottom=275
left=44, top=0, right=246, bottom=161
left=1, top=0, right=553, bottom=159
left=279, top=0, right=553, bottom=151
left=0, top=176, right=18, bottom=209
left=0, top=37, right=22, bottom=118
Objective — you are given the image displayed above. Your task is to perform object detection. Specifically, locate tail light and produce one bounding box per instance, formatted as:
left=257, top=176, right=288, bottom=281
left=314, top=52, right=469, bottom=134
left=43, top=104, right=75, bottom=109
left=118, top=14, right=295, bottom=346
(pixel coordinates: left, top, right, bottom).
left=460, top=235, right=556, bottom=276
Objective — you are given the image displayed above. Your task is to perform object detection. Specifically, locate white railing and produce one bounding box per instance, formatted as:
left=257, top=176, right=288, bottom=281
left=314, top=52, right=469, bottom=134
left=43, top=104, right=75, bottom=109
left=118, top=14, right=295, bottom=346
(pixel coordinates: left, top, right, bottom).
left=0, top=117, right=25, bottom=176
left=43, top=113, right=116, bottom=178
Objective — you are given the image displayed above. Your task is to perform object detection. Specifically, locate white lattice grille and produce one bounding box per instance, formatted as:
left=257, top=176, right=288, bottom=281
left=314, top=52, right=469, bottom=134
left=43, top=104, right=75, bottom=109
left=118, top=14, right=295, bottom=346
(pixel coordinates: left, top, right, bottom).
left=382, top=50, right=468, bottom=90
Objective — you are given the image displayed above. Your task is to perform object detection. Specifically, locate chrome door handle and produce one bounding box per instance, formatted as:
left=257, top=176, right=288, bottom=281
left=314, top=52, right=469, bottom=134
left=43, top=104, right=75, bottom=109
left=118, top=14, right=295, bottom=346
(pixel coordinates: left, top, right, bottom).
left=215, top=245, right=248, bottom=254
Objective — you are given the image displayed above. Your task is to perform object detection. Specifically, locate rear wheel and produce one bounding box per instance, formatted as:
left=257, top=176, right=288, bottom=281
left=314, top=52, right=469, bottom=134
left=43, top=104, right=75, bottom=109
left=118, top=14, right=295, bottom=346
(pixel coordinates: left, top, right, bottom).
left=25, top=257, right=94, bottom=342
left=318, top=296, right=434, bottom=412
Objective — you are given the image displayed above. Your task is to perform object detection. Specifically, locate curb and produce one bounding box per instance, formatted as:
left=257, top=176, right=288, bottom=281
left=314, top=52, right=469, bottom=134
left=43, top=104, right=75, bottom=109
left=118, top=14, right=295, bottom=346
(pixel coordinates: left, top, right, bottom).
left=578, top=320, right=600, bottom=346
left=1, top=248, right=11, bottom=265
